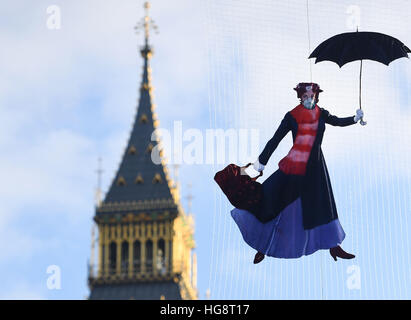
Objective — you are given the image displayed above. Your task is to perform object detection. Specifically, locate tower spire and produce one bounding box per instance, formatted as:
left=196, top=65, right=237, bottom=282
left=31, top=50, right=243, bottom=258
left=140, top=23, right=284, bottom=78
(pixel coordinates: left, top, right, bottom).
left=89, top=2, right=197, bottom=300
left=100, top=1, right=171, bottom=206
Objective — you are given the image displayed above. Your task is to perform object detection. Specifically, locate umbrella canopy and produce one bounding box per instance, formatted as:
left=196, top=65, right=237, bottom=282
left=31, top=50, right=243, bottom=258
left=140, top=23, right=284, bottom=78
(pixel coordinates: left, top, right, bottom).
left=308, top=31, right=410, bottom=125
left=309, top=31, right=411, bottom=68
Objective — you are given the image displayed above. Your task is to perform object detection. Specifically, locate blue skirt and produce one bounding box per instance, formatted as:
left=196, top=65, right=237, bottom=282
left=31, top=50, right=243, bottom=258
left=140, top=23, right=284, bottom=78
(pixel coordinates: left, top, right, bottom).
left=231, top=169, right=346, bottom=258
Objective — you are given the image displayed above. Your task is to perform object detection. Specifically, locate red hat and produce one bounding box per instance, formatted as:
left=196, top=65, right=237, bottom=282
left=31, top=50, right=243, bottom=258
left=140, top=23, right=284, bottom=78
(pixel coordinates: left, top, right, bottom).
left=293, top=82, right=323, bottom=99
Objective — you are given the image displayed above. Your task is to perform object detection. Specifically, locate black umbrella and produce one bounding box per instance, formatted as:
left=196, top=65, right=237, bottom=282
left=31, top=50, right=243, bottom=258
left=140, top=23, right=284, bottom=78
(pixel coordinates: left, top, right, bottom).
left=309, top=31, right=411, bottom=125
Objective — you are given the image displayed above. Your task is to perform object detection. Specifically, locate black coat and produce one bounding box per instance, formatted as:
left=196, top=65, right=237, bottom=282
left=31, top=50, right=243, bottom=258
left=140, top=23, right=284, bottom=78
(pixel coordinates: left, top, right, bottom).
left=257, top=107, right=356, bottom=229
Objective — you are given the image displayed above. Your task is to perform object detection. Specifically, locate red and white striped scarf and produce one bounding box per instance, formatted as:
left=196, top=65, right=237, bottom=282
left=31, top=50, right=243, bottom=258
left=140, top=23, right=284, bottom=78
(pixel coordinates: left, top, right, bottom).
left=278, top=104, right=320, bottom=175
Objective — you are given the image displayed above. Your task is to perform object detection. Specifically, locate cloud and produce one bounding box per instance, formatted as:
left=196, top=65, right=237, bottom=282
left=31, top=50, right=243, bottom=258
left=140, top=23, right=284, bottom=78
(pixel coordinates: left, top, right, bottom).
left=0, top=206, right=46, bottom=264
left=0, top=128, right=94, bottom=267
left=0, top=129, right=96, bottom=217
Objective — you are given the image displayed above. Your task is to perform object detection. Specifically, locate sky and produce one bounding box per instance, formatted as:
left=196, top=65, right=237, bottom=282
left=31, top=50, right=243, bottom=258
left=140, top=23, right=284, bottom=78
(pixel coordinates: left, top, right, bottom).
left=0, top=0, right=410, bottom=299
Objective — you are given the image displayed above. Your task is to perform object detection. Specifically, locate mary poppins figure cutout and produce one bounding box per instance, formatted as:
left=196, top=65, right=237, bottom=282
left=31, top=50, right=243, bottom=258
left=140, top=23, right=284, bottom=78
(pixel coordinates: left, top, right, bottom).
left=231, top=82, right=363, bottom=264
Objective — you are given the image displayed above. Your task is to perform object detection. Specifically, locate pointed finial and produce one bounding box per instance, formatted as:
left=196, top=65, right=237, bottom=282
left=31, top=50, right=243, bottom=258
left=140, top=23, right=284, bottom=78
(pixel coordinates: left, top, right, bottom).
left=135, top=1, right=159, bottom=48
left=95, top=157, right=104, bottom=207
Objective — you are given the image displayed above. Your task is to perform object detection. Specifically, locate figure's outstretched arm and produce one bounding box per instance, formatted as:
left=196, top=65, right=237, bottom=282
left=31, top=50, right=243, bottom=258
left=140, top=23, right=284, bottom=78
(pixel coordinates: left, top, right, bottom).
left=258, top=112, right=291, bottom=166
left=321, top=108, right=359, bottom=127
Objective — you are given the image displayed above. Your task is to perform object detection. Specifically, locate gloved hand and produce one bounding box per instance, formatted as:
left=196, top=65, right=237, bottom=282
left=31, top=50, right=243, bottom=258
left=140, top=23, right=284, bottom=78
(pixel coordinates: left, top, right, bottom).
left=253, top=159, right=265, bottom=172
left=354, top=108, right=364, bottom=122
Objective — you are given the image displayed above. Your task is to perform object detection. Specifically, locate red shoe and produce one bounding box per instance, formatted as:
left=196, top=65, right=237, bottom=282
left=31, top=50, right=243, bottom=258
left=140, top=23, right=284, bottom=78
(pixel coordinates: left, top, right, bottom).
left=253, top=251, right=265, bottom=264
left=329, top=246, right=355, bottom=261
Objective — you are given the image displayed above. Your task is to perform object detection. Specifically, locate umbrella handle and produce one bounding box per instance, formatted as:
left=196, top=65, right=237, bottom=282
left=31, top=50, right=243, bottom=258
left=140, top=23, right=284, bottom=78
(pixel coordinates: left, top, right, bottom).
left=359, top=60, right=367, bottom=126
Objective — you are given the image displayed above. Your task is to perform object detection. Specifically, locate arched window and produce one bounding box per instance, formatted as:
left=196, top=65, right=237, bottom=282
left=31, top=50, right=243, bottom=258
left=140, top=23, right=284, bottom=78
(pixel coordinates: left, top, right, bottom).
left=101, top=244, right=106, bottom=275
left=109, top=242, right=117, bottom=275
left=168, top=240, right=173, bottom=273
left=133, top=240, right=141, bottom=274
left=121, top=241, right=129, bottom=276
left=157, top=239, right=166, bottom=275
left=145, top=240, right=153, bottom=273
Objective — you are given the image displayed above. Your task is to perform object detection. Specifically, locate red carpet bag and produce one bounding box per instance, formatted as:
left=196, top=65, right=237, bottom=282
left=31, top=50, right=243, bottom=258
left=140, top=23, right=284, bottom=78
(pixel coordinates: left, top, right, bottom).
left=214, top=162, right=263, bottom=215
